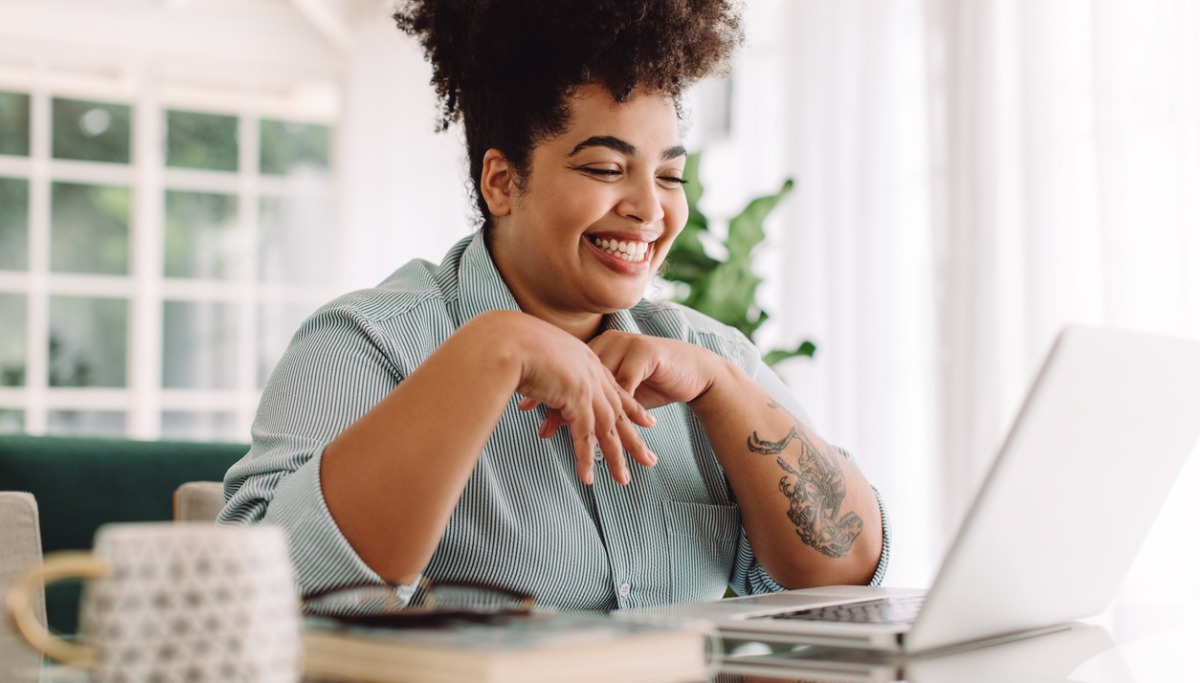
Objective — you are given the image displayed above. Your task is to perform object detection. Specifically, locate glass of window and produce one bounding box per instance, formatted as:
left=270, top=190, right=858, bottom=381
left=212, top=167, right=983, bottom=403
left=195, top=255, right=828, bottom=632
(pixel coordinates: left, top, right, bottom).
left=0, top=91, right=30, bottom=157
left=51, top=182, right=130, bottom=275
left=161, top=300, right=238, bottom=390
left=47, top=411, right=126, bottom=437
left=0, top=410, right=24, bottom=433
left=259, top=119, right=331, bottom=176
left=163, top=190, right=240, bottom=279
left=48, top=296, right=128, bottom=388
left=52, top=97, right=131, bottom=164
left=166, top=110, right=238, bottom=172
left=161, top=411, right=239, bottom=442
left=0, top=176, right=29, bottom=271
left=0, top=294, right=25, bottom=386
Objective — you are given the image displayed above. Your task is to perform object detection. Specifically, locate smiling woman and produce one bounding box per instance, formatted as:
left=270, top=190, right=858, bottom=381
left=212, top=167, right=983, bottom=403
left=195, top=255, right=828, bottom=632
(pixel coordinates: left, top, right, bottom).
left=219, top=0, right=890, bottom=613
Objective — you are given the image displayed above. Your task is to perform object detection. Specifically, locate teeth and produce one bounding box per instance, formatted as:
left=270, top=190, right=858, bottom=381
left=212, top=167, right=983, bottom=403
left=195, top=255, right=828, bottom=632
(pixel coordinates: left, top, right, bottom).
left=593, top=237, right=650, bottom=262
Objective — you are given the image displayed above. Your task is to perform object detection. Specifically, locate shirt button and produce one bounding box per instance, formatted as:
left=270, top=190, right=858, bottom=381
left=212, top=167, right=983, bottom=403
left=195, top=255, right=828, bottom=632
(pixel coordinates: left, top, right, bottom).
left=593, top=446, right=603, bottom=461
left=618, top=583, right=631, bottom=597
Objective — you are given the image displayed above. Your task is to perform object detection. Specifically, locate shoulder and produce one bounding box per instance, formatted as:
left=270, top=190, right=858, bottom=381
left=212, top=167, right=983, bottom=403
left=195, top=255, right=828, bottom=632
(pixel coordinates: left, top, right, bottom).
left=309, top=236, right=474, bottom=330
left=628, top=299, right=761, bottom=374
left=287, top=237, right=476, bottom=364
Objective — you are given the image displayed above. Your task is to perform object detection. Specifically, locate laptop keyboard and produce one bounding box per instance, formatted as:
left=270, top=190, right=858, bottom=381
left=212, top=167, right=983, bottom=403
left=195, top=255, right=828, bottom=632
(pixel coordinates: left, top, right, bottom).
left=762, top=595, right=926, bottom=625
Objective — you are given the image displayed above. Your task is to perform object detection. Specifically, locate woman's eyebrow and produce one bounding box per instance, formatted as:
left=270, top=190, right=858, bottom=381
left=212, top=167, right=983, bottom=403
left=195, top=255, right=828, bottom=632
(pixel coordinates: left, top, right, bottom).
left=569, top=136, right=636, bottom=157
left=568, top=136, right=689, bottom=162
left=661, top=145, right=687, bottom=161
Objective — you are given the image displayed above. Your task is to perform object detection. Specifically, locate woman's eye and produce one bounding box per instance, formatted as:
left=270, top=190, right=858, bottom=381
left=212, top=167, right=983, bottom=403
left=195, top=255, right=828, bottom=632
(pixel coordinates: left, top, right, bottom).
left=580, top=167, right=622, bottom=179
left=658, top=175, right=687, bottom=187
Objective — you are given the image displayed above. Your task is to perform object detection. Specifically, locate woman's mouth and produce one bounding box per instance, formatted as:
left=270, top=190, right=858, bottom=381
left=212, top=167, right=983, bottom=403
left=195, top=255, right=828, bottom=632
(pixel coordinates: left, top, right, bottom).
left=587, top=235, right=651, bottom=263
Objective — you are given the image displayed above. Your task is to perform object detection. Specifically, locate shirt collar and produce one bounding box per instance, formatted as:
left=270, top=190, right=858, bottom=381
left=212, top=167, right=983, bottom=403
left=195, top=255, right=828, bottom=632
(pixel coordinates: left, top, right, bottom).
left=454, top=231, right=523, bottom=325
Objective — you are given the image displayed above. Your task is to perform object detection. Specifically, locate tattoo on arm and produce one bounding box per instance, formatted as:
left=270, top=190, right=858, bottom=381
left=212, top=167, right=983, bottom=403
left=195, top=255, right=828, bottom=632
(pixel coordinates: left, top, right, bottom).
left=747, top=423, right=864, bottom=558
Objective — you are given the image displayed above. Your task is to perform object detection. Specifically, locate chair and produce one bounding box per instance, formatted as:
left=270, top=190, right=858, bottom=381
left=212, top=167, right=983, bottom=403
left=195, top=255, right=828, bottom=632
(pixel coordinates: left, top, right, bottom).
left=1, top=491, right=46, bottom=682
left=173, top=481, right=227, bottom=522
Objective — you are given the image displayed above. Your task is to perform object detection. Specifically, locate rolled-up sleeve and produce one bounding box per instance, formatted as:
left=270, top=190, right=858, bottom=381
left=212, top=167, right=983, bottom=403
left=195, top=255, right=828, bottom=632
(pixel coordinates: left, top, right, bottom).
left=219, top=303, right=422, bottom=596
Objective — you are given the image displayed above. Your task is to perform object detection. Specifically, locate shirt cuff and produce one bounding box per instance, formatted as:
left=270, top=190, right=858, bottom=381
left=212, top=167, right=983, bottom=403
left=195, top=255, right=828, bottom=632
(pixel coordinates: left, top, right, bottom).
left=261, top=448, right=393, bottom=597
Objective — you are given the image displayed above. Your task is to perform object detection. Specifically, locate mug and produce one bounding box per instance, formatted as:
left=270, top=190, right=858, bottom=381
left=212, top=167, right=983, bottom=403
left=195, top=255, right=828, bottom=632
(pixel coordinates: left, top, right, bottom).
left=5, top=522, right=300, bottom=683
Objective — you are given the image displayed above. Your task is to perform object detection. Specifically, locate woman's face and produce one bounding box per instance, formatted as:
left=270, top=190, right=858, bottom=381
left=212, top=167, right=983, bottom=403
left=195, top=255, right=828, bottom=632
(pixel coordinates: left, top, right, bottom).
left=487, top=84, right=688, bottom=335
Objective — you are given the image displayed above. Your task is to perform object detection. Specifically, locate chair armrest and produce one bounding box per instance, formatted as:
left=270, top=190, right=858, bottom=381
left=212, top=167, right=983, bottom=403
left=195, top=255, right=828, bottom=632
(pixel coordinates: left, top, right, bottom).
left=173, top=481, right=227, bottom=523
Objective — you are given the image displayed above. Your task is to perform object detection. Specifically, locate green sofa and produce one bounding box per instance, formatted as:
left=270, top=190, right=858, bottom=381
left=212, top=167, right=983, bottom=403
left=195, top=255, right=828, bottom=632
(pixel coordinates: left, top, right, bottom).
left=0, top=434, right=247, bottom=635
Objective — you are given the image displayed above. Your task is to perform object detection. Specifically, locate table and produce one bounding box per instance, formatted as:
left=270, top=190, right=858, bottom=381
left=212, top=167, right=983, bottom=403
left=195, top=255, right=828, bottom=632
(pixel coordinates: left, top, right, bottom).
left=34, top=582, right=1198, bottom=683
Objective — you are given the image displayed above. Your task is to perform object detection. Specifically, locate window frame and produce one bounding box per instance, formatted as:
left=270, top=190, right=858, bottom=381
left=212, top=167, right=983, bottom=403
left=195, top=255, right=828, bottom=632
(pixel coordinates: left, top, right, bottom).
left=0, top=59, right=342, bottom=441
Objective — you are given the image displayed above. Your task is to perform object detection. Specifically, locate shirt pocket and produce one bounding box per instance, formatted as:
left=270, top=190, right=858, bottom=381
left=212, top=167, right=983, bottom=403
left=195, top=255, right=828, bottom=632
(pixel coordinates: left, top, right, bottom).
left=662, top=500, right=741, bottom=604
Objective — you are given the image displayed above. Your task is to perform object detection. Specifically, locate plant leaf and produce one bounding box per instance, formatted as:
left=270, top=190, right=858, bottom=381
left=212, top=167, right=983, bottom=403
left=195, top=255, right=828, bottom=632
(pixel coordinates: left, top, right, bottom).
left=763, top=339, right=818, bottom=367
left=727, top=178, right=794, bottom=261
left=682, top=153, right=705, bottom=209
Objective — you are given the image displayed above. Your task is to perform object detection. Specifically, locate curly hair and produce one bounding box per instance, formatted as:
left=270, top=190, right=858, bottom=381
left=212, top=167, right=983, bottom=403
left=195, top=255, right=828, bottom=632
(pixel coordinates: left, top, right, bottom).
left=394, top=0, right=743, bottom=228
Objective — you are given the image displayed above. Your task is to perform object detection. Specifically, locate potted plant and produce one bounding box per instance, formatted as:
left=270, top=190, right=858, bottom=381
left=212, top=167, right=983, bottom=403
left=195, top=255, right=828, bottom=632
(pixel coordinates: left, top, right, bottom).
left=661, top=153, right=815, bottom=366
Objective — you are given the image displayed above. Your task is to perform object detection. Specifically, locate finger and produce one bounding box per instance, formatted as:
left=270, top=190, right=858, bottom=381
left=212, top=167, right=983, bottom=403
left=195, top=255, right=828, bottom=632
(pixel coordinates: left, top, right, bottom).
left=595, top=410, right=630, bottom=485
left=565, top=408, right=596, bottom=485
left=609, top=377, right=655, bottom=429
left=615, top=409, right=657, bottom=469
left=538, top=409, right=564, bottom=438
left=622, top=390, right=657, bottom=429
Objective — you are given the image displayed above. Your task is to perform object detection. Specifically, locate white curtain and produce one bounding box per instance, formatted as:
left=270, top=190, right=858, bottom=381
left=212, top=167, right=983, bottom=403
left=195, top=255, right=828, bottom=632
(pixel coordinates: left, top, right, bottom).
left=706, top=0, right=1200, bottom=586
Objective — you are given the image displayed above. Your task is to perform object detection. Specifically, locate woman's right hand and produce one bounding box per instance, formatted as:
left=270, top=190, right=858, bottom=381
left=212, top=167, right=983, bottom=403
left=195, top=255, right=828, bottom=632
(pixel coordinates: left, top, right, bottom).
left=500, top=312, right=658, bottom=485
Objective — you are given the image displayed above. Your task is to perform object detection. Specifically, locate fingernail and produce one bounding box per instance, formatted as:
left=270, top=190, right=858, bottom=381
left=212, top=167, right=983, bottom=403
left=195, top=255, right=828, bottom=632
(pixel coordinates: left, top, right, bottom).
left=645, top=411, right=656, bottom=426
left=647, top=451, right=658, bottom=465
left=585, top=470, right=594, bottom=485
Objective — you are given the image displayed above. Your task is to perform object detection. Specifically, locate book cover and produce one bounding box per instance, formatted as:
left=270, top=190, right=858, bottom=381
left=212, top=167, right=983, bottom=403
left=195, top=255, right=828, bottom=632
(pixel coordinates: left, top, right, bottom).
left=302, top=611, right=714, bottom=683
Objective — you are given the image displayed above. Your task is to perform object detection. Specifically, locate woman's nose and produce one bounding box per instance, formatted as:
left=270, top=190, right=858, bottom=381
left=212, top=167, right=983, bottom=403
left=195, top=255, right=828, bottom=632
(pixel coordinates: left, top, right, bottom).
left=617, top=175, right=665, bottom=225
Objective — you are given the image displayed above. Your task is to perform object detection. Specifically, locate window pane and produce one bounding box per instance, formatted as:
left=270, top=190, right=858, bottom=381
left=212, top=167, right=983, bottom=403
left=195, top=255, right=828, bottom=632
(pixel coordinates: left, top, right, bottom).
left=0, top=176, right=28, bottom=270
left=260, top=119, right=330, bottom=175
left=164, top=191, right=239, bottom=278
left=52, top=97, right=131, bottom=163
left=162, top=411, right=239, bottom=442
left=257, top=302, right=314, bottom=387
left=0, top=294, right=25, bottom=386
left=0, top=409, right=23, bottom=433
left=49, top=296, right=128, bottom=388
left=162, top=300, right=238, bottom=390
left=258, top=195, right=334, bottom=285
left=47, top=410, right=125, bottom=437
left=0, top=91, right=30, bottom=156
left=166, top=110, right=238, bottom=171
left=51, top=182, right=130, bottom=275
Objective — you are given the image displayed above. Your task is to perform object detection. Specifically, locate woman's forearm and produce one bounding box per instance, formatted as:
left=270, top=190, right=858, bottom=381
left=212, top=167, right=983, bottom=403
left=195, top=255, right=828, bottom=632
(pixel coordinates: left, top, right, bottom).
left=689, top=360, right=883, bottom=588
left=320, top=310, right=526, bottom=585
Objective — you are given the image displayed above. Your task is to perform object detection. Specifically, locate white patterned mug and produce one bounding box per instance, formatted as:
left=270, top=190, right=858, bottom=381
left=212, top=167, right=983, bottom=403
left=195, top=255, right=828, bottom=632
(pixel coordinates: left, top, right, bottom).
left=5, top=522, right=301, bottom=683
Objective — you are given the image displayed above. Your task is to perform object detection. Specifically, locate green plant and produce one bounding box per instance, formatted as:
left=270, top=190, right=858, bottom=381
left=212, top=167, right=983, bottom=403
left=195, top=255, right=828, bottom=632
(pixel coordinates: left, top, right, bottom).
left=662, top=153, right=815, bottom=366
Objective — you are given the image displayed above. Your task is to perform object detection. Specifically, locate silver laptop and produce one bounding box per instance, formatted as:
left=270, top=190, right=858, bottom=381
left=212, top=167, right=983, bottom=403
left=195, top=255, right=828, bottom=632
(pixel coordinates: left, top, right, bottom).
left=619, top=325, right=1200, bottom=653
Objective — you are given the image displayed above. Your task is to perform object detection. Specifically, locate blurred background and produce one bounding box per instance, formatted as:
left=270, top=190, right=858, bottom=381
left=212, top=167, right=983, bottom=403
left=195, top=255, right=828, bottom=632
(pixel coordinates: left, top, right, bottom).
left=1, top=0, right=1198, bottom=589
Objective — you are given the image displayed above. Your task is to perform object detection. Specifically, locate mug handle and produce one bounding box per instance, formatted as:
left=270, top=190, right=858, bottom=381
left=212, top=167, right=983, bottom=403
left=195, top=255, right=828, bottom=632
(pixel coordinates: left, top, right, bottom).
left=5, top=551, right=109, bottom=667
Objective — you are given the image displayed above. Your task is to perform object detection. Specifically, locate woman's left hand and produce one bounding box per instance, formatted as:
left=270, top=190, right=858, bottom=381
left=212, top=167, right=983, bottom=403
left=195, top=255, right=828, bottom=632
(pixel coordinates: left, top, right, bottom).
left=587, top=330, right=720, bottom=409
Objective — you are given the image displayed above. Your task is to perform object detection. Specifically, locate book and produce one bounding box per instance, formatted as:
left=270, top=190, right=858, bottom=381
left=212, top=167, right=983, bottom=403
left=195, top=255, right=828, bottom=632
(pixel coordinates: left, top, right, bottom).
left=301, top=611, right=714, bottom=683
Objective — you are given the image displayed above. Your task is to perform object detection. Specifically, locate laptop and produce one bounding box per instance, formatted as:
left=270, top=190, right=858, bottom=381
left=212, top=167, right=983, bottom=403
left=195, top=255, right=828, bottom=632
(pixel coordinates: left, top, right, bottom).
left=719, top=622, right=1124, bottom=682
left=618, top=325, right=1200, bottom=653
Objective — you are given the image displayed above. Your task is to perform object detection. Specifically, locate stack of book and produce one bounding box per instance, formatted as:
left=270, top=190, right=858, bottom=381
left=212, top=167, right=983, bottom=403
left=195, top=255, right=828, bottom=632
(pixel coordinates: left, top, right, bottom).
left=302, top=611, right=713, bottom=683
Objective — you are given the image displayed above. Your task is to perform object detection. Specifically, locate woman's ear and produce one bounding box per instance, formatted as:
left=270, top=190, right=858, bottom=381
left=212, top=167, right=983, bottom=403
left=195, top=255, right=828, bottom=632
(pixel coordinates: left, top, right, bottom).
left=480, top=149, right=514, bottom=218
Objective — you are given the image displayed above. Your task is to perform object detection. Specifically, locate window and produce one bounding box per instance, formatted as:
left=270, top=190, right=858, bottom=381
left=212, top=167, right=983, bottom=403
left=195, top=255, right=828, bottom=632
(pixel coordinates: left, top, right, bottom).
left=0, top=79, right=340, bottom=442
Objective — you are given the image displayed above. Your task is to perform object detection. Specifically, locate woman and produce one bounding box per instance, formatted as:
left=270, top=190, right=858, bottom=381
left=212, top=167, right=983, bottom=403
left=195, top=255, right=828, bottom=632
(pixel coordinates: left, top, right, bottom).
left=221, top=0, right=888, bottom=611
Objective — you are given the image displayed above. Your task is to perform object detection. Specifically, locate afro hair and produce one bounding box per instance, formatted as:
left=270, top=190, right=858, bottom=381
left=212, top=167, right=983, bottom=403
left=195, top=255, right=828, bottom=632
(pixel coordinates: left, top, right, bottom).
left=394, top=0, right=744, bottom=226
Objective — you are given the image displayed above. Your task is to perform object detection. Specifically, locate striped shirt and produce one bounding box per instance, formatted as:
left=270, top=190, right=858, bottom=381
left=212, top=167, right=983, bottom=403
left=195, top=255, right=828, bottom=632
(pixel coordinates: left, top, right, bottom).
left=220, top=232, right=889, bottom=610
